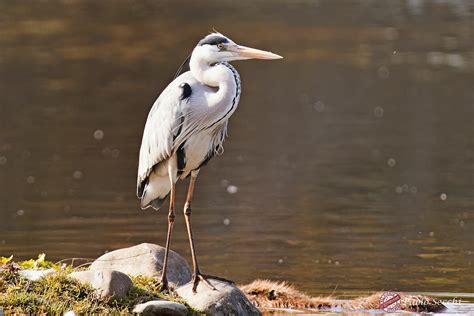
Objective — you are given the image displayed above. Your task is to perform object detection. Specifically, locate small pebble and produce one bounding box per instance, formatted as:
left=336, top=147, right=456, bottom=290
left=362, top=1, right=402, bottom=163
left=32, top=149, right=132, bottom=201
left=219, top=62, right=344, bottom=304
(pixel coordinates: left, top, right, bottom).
left=26, top=176, right=35, bottom=184
left=278, top=259, right=283, bottom=264
left=440, top=193, right=447, bottom=201
left=223, top=218, right=230, bottom=226
left=17, top=209, right=25, bottom=216
left=73, top=170, right=83, bottom=179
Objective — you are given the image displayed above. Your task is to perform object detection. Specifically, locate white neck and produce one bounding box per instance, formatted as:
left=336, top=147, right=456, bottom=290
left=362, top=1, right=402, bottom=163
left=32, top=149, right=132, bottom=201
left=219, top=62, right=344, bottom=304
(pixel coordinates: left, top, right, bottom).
left=189, top=51, right=240, bottom=111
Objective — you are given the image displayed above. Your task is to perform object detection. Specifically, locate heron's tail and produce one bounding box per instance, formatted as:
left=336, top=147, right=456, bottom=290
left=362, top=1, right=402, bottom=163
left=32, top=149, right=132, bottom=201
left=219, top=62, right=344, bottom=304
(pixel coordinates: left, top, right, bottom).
left=140, top=172, right=171, bottom=210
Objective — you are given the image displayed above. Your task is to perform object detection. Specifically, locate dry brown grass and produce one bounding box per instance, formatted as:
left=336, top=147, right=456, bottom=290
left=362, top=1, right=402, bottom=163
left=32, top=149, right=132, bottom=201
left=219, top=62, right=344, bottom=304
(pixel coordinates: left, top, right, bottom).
left=240, top=279, right=446, bottom=313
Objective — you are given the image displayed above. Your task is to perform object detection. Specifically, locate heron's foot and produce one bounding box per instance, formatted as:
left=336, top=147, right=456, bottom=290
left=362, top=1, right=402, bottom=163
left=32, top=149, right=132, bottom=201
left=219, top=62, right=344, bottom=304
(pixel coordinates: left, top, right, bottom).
left=158, top=277, right=170, bottom=293
left=192, top=272, right=235, bottom=292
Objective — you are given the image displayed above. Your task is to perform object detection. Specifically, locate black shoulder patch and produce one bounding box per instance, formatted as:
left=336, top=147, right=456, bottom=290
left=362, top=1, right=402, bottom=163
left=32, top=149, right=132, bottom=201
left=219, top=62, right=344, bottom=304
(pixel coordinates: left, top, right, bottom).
left=179, top=82, right=192, bottom=100
left=176, top=142, right=186, bottom=172
left=198, top=35, right=229, bottom=46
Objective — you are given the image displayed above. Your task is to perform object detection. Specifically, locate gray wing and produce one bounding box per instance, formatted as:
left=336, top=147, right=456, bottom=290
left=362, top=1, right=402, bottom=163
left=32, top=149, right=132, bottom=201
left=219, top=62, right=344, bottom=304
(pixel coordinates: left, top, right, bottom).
left=137, top=81, right=192, bottom=198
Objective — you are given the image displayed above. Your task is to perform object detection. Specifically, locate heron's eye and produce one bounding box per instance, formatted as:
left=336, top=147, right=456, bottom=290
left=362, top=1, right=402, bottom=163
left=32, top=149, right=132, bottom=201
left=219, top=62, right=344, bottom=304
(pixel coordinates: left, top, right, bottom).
left=217, top=43, right=225, bottom=50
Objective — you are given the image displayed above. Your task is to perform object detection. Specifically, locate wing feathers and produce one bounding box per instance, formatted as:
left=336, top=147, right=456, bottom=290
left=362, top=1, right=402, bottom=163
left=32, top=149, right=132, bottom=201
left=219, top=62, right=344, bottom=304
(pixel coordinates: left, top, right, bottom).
left=137, top=83, right=190, bottom=197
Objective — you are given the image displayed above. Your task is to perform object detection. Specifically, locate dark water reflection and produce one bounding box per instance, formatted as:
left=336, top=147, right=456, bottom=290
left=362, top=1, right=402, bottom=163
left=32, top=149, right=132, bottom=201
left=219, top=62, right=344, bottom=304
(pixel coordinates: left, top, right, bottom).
left=0, top=0, right=473, bottom=297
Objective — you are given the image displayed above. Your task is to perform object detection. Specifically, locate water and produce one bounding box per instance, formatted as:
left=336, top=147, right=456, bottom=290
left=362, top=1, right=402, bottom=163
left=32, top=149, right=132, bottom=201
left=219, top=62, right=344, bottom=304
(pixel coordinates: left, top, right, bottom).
left=0, top=0, right=473, bottom=309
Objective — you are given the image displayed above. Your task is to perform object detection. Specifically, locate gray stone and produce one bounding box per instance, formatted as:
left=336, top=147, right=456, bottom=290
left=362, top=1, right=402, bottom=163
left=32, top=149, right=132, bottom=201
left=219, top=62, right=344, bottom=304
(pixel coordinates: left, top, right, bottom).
left=177, top=279, right=262, bottom=316
left=89, top=243, right=191, bottom=286
left=69, top=269, right=132, bottom=298
left=132, top=300, right=188, bottom=316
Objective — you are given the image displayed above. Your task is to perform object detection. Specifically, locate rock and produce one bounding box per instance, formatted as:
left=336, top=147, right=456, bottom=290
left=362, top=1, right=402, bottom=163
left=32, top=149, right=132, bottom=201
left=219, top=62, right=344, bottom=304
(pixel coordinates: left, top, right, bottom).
left=89, top=243, right=191, bottom=286
left=69, top=269, right=132, bottom=298
left=177, top=279, right=262, bottom=316
left=19, top=268, right=56, bottom=281
left=132, top=300, right=188, bottom=316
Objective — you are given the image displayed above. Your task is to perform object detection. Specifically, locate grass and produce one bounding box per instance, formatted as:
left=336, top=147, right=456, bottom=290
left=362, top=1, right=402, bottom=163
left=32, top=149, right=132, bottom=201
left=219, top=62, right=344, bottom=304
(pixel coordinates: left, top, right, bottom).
left=0, top=255, right=200, bottom=315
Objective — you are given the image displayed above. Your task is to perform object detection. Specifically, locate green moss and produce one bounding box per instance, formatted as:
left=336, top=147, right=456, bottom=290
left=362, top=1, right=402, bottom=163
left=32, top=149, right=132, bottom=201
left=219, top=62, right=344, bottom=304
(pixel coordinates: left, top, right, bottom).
left=0, top=256, right=200, bottom=315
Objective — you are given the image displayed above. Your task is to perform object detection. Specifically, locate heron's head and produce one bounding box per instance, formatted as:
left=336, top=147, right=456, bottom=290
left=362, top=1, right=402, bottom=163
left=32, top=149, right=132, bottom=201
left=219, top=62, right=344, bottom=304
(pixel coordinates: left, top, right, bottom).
left=192, top=32, right=283, bottom=64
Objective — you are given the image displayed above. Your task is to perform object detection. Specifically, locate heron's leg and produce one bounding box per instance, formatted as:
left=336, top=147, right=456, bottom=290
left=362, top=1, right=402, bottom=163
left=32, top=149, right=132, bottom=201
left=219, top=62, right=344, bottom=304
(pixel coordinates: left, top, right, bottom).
left=159, top=163, right=177, bottom=292
left=183, top=171, right=201, bottom=277
left=184, top=170, right=235, bottom=292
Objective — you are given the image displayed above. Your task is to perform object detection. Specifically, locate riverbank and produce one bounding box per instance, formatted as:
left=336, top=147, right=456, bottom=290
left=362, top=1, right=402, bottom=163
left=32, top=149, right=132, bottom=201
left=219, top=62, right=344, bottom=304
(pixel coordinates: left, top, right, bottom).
left=0, top=244, right=447, bottom=315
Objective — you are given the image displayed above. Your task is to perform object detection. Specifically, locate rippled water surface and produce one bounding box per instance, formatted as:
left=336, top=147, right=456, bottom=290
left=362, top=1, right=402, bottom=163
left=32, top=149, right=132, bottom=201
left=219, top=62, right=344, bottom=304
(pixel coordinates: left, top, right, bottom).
left=0, top=0, right=473, bottom=302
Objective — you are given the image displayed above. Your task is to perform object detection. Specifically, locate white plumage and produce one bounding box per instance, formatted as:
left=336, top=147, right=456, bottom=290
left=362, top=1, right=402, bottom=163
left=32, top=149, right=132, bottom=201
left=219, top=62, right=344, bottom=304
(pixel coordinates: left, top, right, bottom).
left=135, top=32, right=282, bottom=292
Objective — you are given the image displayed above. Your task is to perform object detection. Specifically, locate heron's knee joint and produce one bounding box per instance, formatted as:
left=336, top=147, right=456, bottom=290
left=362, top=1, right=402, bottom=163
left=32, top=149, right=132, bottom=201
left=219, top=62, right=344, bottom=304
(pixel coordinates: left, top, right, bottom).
left=184, top=203, right=192, bottom=216
left=184, top=207, right=192, bottom=216
left=168, top=211, right=175, bottom=222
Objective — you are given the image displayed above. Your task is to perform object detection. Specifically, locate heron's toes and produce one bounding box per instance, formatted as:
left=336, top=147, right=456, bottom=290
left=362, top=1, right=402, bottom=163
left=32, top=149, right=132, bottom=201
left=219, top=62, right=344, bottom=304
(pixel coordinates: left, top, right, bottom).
left=191, top=273, right=234, bottom=292
left=158, top=278, right=170, bottom=293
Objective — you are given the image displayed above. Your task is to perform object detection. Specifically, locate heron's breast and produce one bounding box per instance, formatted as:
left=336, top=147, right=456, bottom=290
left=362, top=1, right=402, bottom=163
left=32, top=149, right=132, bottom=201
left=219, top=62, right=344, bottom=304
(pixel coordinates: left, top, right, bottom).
left=181, top=131, right=215, bottom=172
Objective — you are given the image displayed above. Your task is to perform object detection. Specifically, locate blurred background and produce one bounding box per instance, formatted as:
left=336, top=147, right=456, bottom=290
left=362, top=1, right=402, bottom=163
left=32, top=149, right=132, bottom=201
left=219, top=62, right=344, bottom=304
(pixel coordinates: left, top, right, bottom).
left=0, top=0, right=473, bottom=297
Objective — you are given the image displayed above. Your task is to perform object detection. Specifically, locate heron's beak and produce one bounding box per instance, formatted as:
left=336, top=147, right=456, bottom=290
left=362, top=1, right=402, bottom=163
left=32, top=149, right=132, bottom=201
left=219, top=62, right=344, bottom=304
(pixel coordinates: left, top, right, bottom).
left=232, top=45, right=283, bottom=60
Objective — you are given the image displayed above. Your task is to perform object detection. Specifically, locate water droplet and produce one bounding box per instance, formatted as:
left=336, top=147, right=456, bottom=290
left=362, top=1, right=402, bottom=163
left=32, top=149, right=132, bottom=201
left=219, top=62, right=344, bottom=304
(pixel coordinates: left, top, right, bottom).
left=17, top=209, right=25, bottom=216
left=227, top=185, right=238, bottom=194
left=40, top=190, right=48, bottom=197
left=21, top=150, right=31, bottom=159
left=377, top=66, right=390, bottom=79
left=374, top=106, right=384, bottom=118
left=401, top=184, right=409, bottom=192
left=446, top=54, right=465, bottom=68
left=26, top=176, right=35, bottom=184
left=223, top=218, right=230, bottom=226
left=73, top=170, right=83, bottom=179
left=313, top=101, right=325, bottom=112
left=440, top=193, right=447, bottom=201
left=410, top=186, right=418, bottom=194
left=93, top=129, right=104, bottom=140
left=387, top=158, right=396, bottom=167
left=327, top=259, right=332, bottom=264
left=335, top=261, right=340, bottom=265
left=0, top=156, right=7, bottom=165
left=429, top=232, right=435, bottom=237
left=111, top=148, right=120, bottom=158
left=102, top=147, right=111, bottom=157
left=278, top=258, right=283, bottom=264
left=395, top=186, right=403, bottom=194
left=64, top=205, right=71, bottom=213
left=459, top=221, right=465, bottom=227
left=220, top=179, right=229, bottom=187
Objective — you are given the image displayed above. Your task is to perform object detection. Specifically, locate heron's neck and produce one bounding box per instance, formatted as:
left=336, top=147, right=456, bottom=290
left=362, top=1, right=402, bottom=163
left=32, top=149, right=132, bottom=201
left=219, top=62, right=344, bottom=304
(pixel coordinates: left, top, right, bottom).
left=190, top=56, right=240, bottom=115
left=190, top=56, right=233, bottom=88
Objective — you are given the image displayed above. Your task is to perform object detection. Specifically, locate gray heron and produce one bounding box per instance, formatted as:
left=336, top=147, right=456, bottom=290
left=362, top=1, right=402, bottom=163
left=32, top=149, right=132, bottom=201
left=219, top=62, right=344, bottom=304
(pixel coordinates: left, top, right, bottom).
left=137, top=32, right=282, bottom=292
